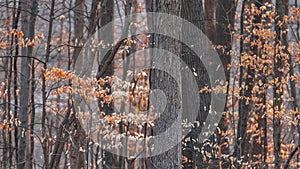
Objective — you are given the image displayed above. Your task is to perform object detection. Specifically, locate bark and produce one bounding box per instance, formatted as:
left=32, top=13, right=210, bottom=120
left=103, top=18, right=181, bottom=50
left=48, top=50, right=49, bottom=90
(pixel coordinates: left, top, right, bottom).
left=214, top=0, right=235, bottom=85
left=72, top=0, right=85, bottom=64
left=149, top=0, right=182, bottom=168
left=7, top=2, right=14, bottom=166
left=204, top=0, right=216, bottom=42
left=214, top=0, right=236, bottom=166
left=284, top=0, right=299, bottom=167
left=18, top=0, right=38, bottom=168
left=236, top=1, right=264, bottom=166
left=99, top=0, right=118, bottom=167
left=99, top=0, right=114, bottom=115
left=7, top=0, right=21, bottom=166
left=42, top=0, right=55, bottom=168
left=13, top=0, right=21, bottom=165
left=88, top=0, right=100, bottom=36
left=273, top=0, right=288, bottom=168
left=235, top=0, right=245, bottom=164
left=181, top=0, right=211, bottom=168
left=27, top=52, right=35, bottom=169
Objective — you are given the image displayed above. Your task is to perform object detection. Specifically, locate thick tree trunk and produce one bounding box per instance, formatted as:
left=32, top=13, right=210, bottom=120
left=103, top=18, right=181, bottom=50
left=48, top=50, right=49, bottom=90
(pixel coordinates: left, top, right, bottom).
left=149, top=0, right=182, bottom=168
left=181, top=0, right=212, bottom=168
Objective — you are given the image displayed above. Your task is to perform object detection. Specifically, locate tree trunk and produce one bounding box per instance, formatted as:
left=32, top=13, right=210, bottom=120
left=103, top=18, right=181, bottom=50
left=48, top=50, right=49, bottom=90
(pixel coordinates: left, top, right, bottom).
left=41, top=1, right=55, bottom=168
left=285, top=0, right=300, bottom=167
left=273, top=0, right=287, bottom=168
left=181, top=0, right=212, bottom=168
left=99, top=0, right=114, bottom=116
left=204, top=0, right=216, bottom=42
left=18, top=0, right=38, bottom=168
left=149, top=0, right=182, bottom=168
left=214, top=0, right=236, bottom=167
left=236, top=0, right=264, bottom=166
left=13, top=0, right=21, bottom=165
left=72, top=0, right=85, bottom=64
left=214, top=0, right=235, bottom=85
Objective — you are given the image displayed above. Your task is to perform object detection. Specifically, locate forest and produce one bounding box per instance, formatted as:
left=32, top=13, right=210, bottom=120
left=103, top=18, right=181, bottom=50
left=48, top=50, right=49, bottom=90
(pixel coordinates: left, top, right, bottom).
left=1, top=0, right=300, bottom=168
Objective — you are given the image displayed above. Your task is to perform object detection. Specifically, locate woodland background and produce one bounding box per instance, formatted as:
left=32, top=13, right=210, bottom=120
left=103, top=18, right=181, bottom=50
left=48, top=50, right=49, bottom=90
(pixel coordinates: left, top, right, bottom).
left=1, top=0, right=300, bottom=168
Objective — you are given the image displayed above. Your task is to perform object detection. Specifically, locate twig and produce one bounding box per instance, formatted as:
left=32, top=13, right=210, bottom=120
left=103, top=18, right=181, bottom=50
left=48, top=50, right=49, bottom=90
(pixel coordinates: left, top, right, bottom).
left=284, top=144, right=300, bottom=169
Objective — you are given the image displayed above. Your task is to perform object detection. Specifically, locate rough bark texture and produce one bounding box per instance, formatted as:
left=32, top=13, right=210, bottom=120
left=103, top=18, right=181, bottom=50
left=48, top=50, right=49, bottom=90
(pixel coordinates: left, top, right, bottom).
left=181, top=0, right=212, bottom=168
left=13, top=1, right=21, bottom=165
left=149, top=0, right=182, bottom=168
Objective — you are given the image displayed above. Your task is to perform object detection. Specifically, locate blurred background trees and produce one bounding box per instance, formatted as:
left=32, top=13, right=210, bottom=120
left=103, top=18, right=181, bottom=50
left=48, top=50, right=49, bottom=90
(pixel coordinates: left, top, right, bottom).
left=0, top=0, right=300, bottom=168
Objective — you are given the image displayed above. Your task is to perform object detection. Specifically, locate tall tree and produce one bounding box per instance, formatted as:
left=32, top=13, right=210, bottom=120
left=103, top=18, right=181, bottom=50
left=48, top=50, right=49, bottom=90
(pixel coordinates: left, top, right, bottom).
left=99, top=0, right=114, bottom=117
left=18, top=0, right=38, bottom=168
left=214, top=0, right=236, bottom=166
left=98, top=0, right=115, bottom=168
left=73, top=0, right=85, bottom=64
left=214, top=0, right=236, bottom=83
left=69, top=0, right=103, bottom=168
left=149, top=0, right=182, bottom=168
left=181, top=0, right=213, bottom=168
left=12, top=0, right=21, bottom=165
left=273, top=0, right=288, bottom=168
left=204, top=0, right=216, bottom=42
left=285, top=0, right=300, bottom=167
left=235, top=1, right=264, bottom=167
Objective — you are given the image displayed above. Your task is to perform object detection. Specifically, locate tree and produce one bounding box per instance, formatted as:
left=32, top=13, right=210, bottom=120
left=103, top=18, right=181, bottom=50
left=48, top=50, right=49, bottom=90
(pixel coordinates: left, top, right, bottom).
left=149, top=0, right=182, bottom=168
left=214, top=0, right=236, bottom=167
left=98, top=0, right=116, bottom=168
left=73, top=0, right=85, bottom=64
left=273, top=0, right=288, bottom=168
left=236, top=1, right=264, bottom=167
left=18, top=0, right=38, bottom=168
left=204, top=0, right=216, bottom=42
left=181, top=0, right=212, bottom=168
left=2, top=0, right=300, bottom=168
